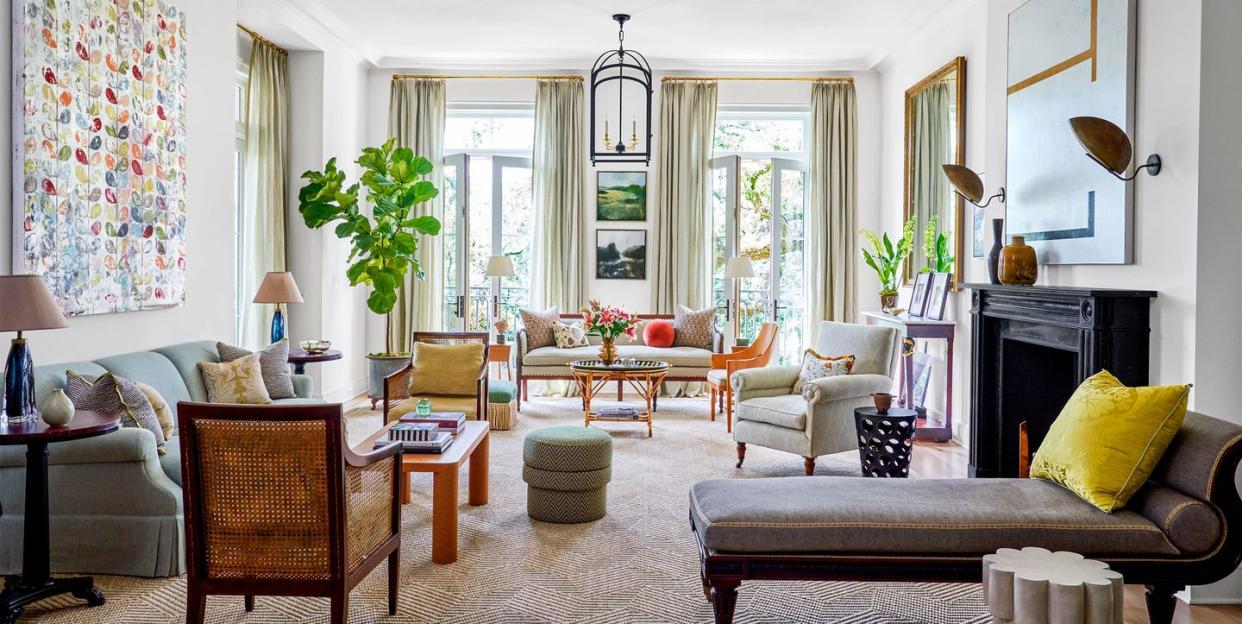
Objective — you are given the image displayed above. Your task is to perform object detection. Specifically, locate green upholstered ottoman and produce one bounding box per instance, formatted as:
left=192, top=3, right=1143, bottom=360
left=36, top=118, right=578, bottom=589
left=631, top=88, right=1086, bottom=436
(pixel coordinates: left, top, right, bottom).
left=522, top=426, right=613, bottom=523
left=488, top=379, right=518, bottom=430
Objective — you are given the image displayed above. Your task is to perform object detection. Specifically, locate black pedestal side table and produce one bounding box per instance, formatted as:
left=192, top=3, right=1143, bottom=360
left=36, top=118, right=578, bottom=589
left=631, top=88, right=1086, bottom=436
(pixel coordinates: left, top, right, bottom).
left=853, top=406, right=918, bottom=478
left=0, top=410, right=120, bottom=624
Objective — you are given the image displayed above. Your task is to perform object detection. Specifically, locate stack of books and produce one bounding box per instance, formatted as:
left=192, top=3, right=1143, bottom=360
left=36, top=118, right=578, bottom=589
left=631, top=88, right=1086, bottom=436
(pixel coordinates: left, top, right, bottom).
left=381, top=423, right=453, bottom=454
left=399, top=411, right=467, bottom=435
left=596, top=406, right=639, bottom=419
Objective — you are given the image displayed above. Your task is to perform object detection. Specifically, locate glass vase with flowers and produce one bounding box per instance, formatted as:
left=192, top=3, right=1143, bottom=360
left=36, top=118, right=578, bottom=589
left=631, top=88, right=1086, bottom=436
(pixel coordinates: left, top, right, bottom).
left=581, top=299, right=638, bottom=366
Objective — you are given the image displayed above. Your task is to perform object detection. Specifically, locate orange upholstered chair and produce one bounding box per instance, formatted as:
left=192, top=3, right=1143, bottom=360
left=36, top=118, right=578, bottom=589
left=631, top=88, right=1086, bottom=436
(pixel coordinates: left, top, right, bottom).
left=707, top=323, right=778, bottom=432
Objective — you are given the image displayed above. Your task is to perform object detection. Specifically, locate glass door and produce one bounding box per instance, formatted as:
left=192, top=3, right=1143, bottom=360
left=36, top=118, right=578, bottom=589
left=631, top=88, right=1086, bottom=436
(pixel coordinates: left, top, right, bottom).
left=442, top=153, right=469, bottom=331
left=492, top=156, right=532, bottom=342
left=710, top=155, right=739, bottom=343
left=771, top=158, right=808, bottom=364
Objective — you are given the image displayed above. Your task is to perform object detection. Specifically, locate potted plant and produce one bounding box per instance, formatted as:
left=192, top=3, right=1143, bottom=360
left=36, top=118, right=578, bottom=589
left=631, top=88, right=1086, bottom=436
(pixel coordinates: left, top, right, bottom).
left=922, top=215, right=955, bottom=274
left=580, top=299, right=638, bottom=366
left=859, top=216, right=915, bottom=311
left=297, top=139, right=441, bottom=399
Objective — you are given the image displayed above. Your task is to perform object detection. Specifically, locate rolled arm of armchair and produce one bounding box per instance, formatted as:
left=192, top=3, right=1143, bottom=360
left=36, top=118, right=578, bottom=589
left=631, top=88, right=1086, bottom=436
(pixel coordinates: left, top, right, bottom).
left=731, top=366, right=799, bottom=402
left=517, top=329, right=530, bottom=361
left=801, top=374, right=894, bottom=405
left=0, top=427, right=158, bottom=466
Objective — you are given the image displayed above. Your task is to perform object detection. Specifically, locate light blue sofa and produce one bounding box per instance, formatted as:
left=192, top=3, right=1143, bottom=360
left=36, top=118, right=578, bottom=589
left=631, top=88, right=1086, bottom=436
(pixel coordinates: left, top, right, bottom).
left=0, top=340, right=318, bottom=577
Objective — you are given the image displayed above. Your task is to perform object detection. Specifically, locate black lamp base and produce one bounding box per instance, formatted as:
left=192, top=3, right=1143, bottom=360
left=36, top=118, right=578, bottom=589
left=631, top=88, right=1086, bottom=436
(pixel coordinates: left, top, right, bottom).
left=3, top=339, right=35, bottom=421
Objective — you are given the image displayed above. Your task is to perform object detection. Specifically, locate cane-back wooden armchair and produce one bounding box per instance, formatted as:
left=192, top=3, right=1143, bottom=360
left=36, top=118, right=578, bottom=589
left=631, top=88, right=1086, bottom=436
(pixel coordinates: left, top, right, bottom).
left=178, top=402, right=402, bottom=624
left=383, top=332, right=490, bottom=424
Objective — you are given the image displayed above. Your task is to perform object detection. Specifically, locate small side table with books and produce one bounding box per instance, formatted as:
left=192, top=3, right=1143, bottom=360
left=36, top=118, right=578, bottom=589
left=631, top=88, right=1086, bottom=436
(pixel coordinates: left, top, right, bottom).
left=358, top=412, right=488, bottom=564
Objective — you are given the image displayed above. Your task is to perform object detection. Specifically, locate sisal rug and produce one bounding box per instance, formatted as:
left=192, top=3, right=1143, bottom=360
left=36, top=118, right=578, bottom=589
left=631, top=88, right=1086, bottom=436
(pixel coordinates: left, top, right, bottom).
left=22, top=398, right=990, bottom=623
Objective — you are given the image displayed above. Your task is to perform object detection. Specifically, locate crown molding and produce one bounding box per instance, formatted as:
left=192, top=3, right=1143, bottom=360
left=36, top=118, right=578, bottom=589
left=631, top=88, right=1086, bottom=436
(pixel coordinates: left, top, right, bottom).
left=265, top=0, right=381, bottom=65
left=375, top=55, right=876, bottom=73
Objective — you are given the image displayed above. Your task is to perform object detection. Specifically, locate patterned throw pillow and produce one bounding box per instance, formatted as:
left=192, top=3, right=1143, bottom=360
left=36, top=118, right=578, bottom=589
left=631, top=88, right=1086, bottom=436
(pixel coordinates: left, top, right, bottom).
left=672, top=305, right=715, bottom=349
left=217, top=340, right=294, bottom=399
left=553, top=322, right=589, bottom=348
left=792, top=349, right=856, bottom=394
left=520, top=307, right=560, bottom=349
left=199, top=353, right=273, bottom=405
left=65, top=371, right=168, bottom=454
left=136, top=382, right=175, bottom=440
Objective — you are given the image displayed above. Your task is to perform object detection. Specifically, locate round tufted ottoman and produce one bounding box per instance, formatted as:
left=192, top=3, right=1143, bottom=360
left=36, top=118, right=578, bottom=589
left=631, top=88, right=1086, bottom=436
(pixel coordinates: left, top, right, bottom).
left=522, top=426, right=613, bottom=523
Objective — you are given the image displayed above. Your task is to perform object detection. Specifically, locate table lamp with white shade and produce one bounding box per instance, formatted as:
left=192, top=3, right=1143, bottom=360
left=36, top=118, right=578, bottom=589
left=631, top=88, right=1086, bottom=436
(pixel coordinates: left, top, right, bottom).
left=253, top=272, right=303, bottom=344
left=0, top=276, right=68, bottom=421
left=724, top=256, right=755, bottom=324
left=485, top=256, right=515, bottom=342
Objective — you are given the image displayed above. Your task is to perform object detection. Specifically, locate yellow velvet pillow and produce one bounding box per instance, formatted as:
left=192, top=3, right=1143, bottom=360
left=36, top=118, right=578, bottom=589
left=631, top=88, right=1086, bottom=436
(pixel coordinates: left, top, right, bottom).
left=407, top=342, right=485, bottom=397
left=1030, top=370, right=1190, bottom=513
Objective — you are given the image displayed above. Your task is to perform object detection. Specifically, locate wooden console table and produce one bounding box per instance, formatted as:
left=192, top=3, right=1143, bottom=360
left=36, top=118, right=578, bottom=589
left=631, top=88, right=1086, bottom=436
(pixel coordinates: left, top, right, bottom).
left=862, top=311, right=954, bottom=442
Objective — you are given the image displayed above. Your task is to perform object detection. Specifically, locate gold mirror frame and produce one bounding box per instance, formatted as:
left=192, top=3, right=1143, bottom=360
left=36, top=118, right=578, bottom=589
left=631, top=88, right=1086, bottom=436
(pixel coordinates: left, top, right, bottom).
left=902, top=56, right=966, bottom=290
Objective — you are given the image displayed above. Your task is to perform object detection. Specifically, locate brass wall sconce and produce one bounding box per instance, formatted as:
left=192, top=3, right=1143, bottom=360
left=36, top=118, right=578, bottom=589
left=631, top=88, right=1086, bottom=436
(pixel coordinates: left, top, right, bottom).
left=942, top=164, right=1005, bottom=207
left=1068, top=116, right=1161, bottom=180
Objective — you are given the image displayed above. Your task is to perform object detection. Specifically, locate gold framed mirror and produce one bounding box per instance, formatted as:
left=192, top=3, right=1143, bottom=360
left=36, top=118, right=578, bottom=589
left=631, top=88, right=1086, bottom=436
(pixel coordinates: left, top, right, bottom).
left=903, top=56, right=966, bottom=289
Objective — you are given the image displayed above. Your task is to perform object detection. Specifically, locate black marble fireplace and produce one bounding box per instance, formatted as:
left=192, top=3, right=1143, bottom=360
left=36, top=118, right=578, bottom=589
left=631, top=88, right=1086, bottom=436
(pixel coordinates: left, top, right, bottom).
left=965, top=284, right=1157, bottom=478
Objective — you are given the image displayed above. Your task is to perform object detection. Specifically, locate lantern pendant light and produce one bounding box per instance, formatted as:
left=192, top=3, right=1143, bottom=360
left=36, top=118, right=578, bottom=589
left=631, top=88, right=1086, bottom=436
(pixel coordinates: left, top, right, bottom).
left=590, top=14, right=653, bottom=165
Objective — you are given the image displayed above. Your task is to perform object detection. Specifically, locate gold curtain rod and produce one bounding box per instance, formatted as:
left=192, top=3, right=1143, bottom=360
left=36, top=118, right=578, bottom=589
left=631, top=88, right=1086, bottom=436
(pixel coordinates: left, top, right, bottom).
left=661, top=76, right=853, bottom=83
left=391, top=74, right=583, bottom=81
left=237, top=23, right=287, bottom=56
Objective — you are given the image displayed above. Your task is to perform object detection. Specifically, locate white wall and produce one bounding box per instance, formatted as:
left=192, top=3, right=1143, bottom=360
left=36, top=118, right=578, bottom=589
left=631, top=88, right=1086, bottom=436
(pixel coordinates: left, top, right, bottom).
left=1, top=0, right=239, bottom=364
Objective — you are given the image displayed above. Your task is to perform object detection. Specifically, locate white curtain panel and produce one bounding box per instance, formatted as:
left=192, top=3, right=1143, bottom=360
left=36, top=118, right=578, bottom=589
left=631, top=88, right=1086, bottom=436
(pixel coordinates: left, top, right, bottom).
left=911, top=82, right=952, bottom=272
left=807, top=80, right=859, bottom=330
left=531, top=78, right=588, bottom=312
left=239, top=42, right=289, bottom=349
left=387, top=78, right=446, bottom=350
left=651, top=80, right=718, bottom=313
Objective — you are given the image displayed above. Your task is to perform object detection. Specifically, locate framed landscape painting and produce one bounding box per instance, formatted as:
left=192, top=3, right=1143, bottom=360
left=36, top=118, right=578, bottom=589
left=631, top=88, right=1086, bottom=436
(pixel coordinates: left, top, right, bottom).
left=596, top=171, right=647, bottom=221
left=596, top=229, right=646, bottom=280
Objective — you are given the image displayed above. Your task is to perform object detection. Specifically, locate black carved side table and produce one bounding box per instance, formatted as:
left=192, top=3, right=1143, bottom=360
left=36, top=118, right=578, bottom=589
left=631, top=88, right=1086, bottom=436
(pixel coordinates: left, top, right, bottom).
left=853, top=407, right=918, bottom=478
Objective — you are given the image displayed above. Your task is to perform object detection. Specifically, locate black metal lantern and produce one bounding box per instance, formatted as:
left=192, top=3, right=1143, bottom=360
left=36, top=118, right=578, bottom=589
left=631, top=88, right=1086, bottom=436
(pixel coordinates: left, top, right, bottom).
left=590, top=14, right=653, bottom=165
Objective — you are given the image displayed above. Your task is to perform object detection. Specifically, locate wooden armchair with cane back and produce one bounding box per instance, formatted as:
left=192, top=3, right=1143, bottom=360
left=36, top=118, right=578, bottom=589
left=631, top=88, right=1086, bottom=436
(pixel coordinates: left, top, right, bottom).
left=178, top=402, right=402, bottom=624
left=706, top=323, right=778, bottom=433
left=383, top=332, right=490, bottom=424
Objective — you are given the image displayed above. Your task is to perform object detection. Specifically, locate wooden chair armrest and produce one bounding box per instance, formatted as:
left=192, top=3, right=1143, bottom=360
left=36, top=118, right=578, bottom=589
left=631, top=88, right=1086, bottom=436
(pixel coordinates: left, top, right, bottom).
left=382, top=363, right=413, bottom=423
left=725, top=354, right=768, bottom=376
left=345, top=439, right=402, bottom=468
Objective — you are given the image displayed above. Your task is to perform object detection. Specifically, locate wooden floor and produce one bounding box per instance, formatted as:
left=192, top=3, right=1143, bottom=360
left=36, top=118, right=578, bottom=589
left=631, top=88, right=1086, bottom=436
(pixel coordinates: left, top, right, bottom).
left=911, top=440, right=1242, bottom=623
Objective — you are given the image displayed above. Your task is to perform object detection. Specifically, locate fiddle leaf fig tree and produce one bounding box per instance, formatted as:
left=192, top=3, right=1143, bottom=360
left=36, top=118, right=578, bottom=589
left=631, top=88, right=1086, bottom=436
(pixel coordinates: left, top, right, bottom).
left=298, top=138, right=441, bottom=355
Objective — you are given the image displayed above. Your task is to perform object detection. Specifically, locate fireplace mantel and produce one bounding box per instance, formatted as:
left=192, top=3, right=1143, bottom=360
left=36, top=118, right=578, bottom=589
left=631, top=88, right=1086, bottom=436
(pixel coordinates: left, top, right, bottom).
left=964, top=283, right=1157, bottom=478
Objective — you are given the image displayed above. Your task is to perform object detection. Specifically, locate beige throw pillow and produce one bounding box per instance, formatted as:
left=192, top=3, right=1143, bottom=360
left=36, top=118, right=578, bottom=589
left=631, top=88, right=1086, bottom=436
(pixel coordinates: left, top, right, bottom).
left=672, top=305, right=715, bottom=349
left=199, top=353, right=273, bottom=404
left=217, top=340, right=295, bottom=399
left=408, top=342, right=486, bottom=396
left=65, top=371, right=168, bottom=454
left=792, top=349, right=856, bottom=394
left=520, top=306, right=560, bottom=349
left=135, top=382, right=175, bottom=440
left=553, top=321, right=589, bottom=348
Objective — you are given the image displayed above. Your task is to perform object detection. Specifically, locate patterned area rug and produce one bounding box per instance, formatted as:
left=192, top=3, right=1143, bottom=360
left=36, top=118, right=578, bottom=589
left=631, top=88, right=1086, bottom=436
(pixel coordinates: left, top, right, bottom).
left=22, top=398, right=990, bottom=623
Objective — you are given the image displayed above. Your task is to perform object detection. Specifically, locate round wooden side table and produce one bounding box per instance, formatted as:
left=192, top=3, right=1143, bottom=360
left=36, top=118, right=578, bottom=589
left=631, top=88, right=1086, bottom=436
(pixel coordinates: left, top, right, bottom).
left=287, top=348, right=343, bottom=374
left=853, top=406, right=918, bottom=477
left=0, top=410, right=120, bottom=624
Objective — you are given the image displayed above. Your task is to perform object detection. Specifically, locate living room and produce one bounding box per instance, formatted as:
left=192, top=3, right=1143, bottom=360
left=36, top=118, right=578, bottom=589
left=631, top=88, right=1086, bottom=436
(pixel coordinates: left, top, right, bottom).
left=2, top=0, right=1241, bottom=623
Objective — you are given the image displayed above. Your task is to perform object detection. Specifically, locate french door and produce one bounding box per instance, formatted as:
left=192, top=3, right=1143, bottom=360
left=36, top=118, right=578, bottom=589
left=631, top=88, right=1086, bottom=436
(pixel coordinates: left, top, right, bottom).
left=711, top=156, right=808, bottom=364
left=442, top=153, right=533, bottom=339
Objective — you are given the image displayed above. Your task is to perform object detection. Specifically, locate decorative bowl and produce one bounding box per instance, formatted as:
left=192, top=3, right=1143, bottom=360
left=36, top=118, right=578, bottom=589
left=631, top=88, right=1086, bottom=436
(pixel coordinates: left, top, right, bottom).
left=300, top=340, right=331, bottom=354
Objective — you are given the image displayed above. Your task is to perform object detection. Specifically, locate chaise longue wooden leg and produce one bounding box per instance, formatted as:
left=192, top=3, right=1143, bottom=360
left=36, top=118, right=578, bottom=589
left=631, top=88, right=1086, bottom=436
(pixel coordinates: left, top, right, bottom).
left=735, top=442, right=746, bottom=469
left=709, top=580, right=740, bottom=624
left=1144, top=584, right=1182, bottom=624
left=803, top=456, right=815, bottom=476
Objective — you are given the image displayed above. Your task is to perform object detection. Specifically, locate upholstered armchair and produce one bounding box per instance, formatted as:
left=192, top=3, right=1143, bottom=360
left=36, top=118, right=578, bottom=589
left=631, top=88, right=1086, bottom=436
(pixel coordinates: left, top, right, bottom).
left=706, top=322, right=779, bottom=433
left=732, top=321, right=899, bottom=475
left=383, top=332, right=489, bottom=424
left=178, top=402, right=402, bottom=624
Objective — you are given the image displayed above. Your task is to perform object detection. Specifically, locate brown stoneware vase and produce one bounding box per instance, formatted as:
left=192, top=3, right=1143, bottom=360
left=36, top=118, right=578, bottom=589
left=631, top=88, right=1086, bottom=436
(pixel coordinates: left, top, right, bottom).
left=999, top=235, right=1038, bottom=285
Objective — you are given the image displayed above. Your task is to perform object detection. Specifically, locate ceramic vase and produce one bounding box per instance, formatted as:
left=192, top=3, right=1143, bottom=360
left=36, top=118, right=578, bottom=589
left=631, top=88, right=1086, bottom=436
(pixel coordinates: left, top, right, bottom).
left=987, top=218, right=1004, bottom=285
left=599, top=337, right=617, bottom=366
left=999, top=235, right=1038, bottom=285
left=872, top=392, right=894, bottom=414
left=42, top=389, right=74, bottom=426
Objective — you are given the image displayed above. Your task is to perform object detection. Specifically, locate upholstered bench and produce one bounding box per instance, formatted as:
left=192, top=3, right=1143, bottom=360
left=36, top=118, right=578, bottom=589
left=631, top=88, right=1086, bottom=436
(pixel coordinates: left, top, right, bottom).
left=523, top=426, right=612, bottom=523
left=487, top=379, right=518, bottom=430
left=689, top=411, right=1242, bottom=624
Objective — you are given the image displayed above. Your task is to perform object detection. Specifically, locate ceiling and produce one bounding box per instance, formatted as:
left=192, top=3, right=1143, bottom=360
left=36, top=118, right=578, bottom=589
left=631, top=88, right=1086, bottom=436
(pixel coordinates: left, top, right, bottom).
left=245, top=0, right=961, bottom=71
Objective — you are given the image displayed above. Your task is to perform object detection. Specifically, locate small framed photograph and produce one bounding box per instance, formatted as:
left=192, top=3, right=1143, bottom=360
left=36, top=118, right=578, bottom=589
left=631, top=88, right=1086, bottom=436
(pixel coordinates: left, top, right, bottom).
left=924, top=272, right=952, bottom=320
left=596, top=171, right=647, bottom=221
left=596, top=229, right=647, bottom=279
left=908, top=272, right=932, bottom=317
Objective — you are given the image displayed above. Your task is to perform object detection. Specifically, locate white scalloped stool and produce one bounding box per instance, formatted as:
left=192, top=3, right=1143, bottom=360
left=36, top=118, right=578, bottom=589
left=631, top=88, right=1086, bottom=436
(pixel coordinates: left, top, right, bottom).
left=982, top=547, right=1123, bottom=624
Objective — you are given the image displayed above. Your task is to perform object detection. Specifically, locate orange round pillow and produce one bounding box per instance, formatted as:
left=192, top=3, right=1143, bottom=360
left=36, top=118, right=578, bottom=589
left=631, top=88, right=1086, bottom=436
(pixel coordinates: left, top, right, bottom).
left=644, top=319, right=675, bottom=348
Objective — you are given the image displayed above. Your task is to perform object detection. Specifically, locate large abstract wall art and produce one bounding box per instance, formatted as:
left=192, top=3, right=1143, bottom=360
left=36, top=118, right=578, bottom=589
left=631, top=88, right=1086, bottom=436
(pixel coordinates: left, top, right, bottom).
left=12, top=0, right=188, bottom=316
left=1006, top=0, right=1135, bottom=264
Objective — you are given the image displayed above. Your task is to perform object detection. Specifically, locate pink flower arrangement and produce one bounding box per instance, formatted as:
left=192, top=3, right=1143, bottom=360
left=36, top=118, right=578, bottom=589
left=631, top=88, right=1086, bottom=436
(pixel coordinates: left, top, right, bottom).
left=581, top=299, right=639, bottom=341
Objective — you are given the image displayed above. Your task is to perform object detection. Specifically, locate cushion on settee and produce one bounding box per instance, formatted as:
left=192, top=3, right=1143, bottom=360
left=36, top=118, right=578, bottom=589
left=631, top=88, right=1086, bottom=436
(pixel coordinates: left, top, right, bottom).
left=644, top=320, right=675, bottom=348
left=523, top=345, right=713, bottom=368
left=690, top=477, right=1192, bottom=557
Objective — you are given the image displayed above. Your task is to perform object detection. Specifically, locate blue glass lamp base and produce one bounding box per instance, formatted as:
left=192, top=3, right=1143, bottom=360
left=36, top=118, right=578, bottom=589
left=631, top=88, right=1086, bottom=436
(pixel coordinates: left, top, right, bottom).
left=271, top=308, right=286, bottom=344
left=4, top=339, right=37, bottom=422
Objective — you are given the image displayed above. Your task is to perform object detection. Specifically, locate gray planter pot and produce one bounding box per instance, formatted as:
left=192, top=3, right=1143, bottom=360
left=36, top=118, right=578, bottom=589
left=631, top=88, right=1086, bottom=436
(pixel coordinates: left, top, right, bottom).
left=367, top=354, right=409, bottom=400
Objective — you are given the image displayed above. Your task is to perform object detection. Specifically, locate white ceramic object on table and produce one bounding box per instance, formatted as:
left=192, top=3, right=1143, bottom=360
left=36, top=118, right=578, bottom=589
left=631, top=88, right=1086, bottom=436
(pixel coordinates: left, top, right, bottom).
left=983, top=547, right=1123, bottom=623
left=41, top=389, right=75, bottom=426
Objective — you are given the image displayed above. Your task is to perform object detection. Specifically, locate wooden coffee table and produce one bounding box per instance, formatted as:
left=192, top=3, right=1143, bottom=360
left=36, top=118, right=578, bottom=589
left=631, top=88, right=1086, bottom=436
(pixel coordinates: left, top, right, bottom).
left=569, top=359, right=669, bottom=437
left=357, top=421, right=489, bottom=564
